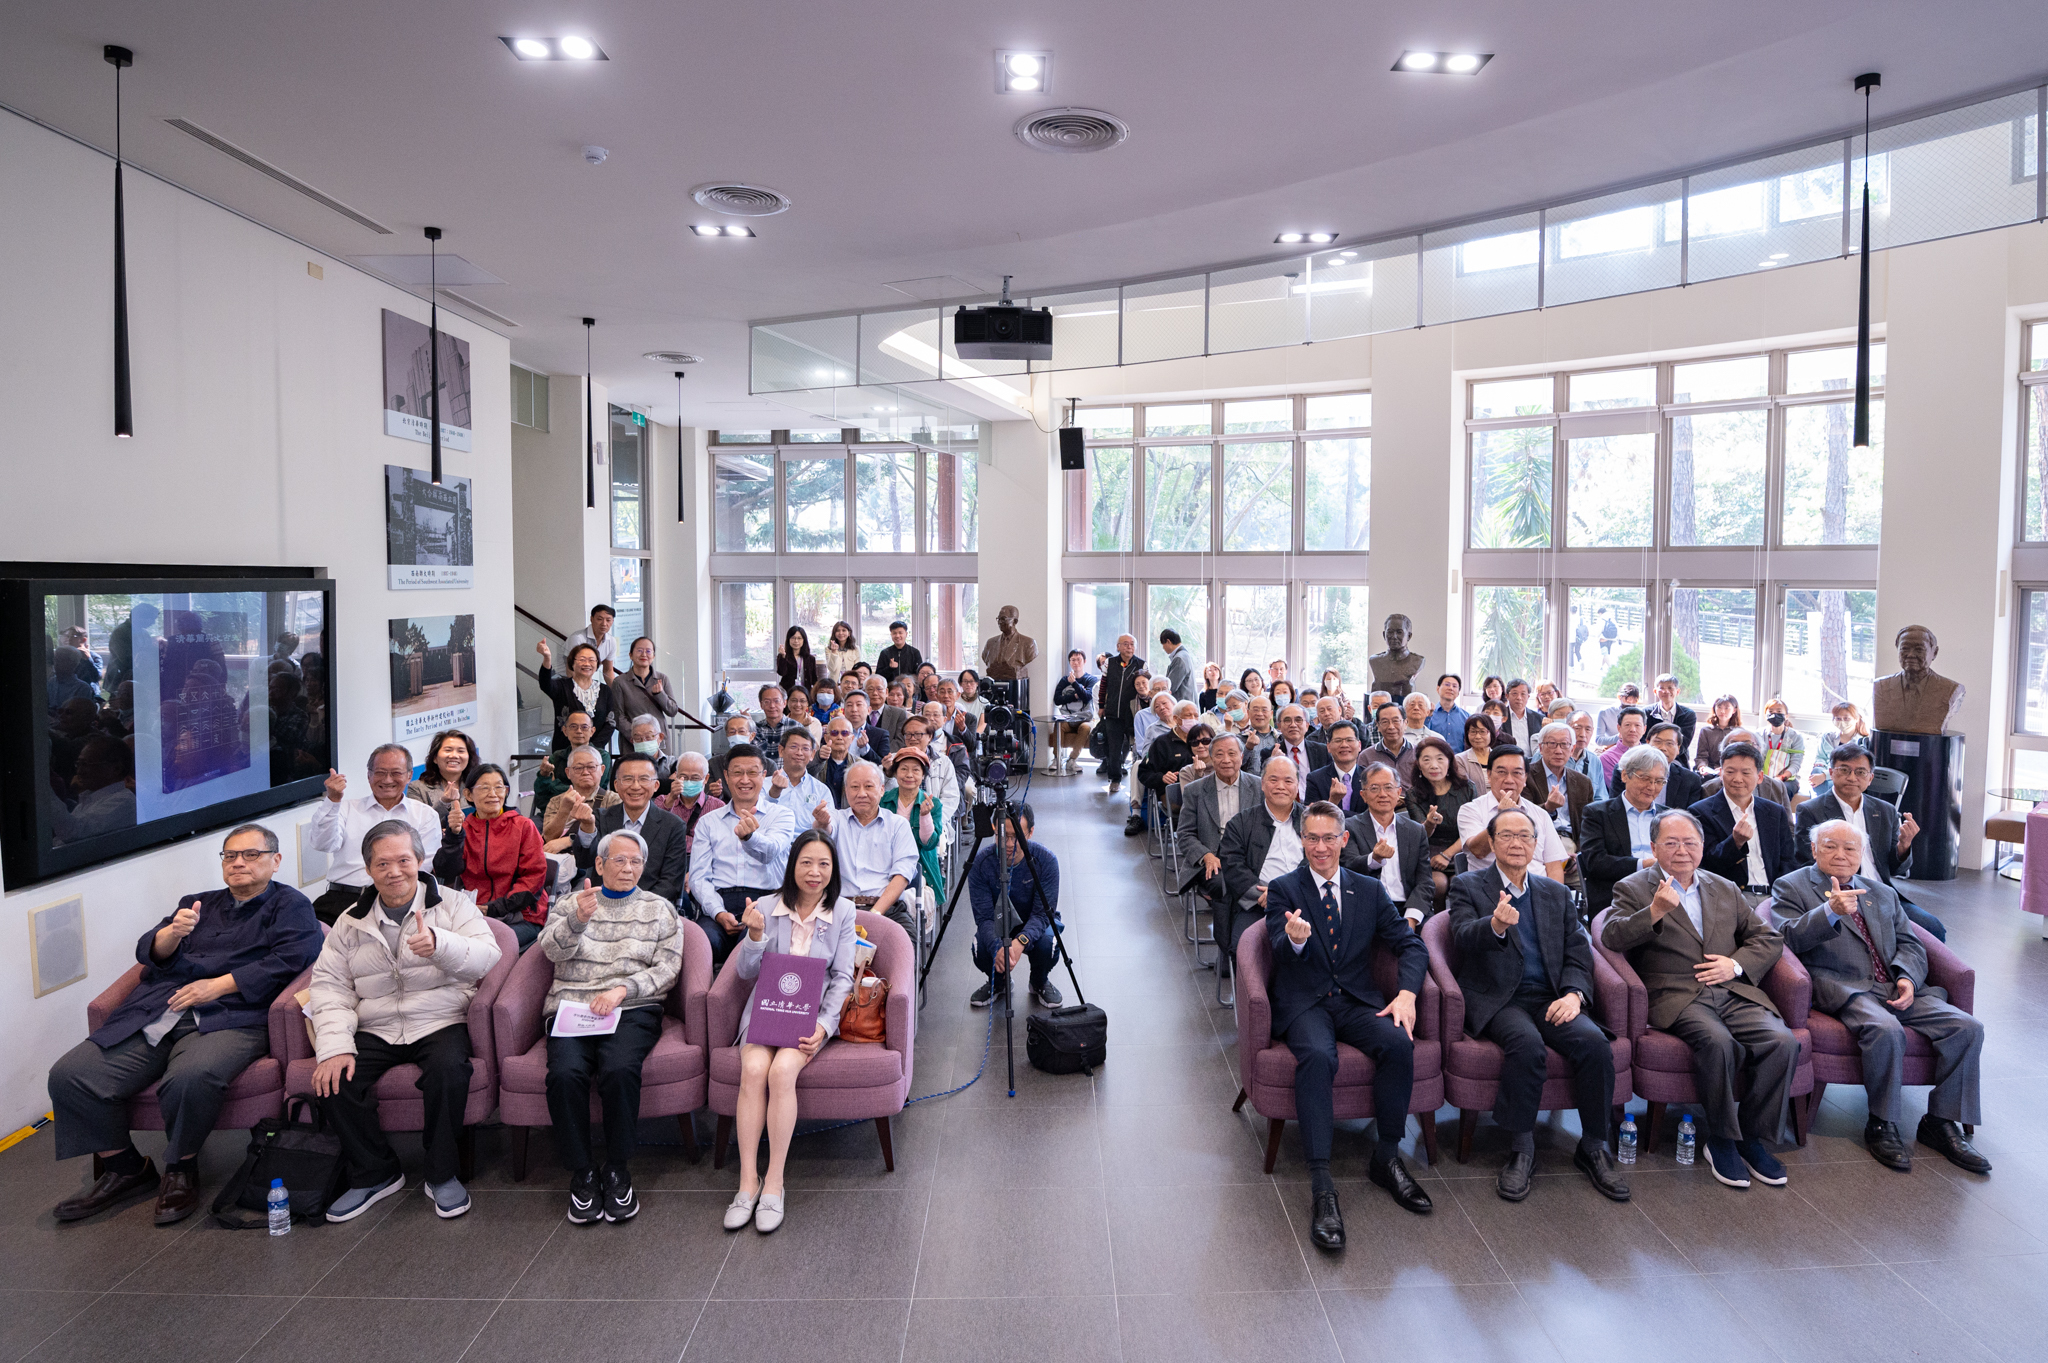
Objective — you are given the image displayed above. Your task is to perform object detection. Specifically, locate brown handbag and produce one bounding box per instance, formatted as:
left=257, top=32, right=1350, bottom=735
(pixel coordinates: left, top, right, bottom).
left=837, top=973, right=888, bottom=1044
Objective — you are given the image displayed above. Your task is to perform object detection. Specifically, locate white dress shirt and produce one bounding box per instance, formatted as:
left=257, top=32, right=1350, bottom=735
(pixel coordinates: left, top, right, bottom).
left=1258, top=811, right=1304, bottom=887
left=1835, top=794, right=1882, bottom=881
left=565, top=629, right=618, bottom=668
left=827, top=806, right=920, bottom=897
left=687, top=800, right=797, bottom=917
left=1363, top=812, right=1407, bottom=907
left=1724, top=793, right=1769, bottom=889
left=308, top=793, right=443, bottom=890
left=1289, top=867, right=1344, bottom=954
left=1456, top=792, right=1568, bottom=872
left=1215, top=778, right=1243, bottom=830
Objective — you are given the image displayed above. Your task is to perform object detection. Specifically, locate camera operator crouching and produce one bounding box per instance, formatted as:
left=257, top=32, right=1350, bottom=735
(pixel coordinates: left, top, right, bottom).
left=966, top=804, right=1063, bottom=1011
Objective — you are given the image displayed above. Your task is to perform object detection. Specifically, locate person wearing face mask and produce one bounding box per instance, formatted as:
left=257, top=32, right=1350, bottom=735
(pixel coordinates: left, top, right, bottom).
left=652, top=750, right=722, bottom=855
left=1050, top=649, right=1098, bottom=776
left=433, top=764, right=550, bottom=950
left=784, top=687, right=823, bottom=744
left=709, top=714, right=757, bottom=797
left=624, top=715, right=675, bottom=792
left=1756, top=698, right=1805, bottom=801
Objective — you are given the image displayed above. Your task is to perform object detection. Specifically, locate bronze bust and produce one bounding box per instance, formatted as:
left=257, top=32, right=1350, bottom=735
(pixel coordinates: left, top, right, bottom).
left=1872, top=624, right=1964, bottom=735
left=1366, top=613, right=1425, bottom=701
left=979, top=604, right=1038, bottom=681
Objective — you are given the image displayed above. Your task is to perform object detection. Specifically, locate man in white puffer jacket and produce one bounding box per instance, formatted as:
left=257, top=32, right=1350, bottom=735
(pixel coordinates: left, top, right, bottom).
left=309, top=819, right=501, bottom=1222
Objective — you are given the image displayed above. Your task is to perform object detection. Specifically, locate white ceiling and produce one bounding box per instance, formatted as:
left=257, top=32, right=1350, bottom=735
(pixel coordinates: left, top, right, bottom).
left=8, top=1, right=2046, bottom=428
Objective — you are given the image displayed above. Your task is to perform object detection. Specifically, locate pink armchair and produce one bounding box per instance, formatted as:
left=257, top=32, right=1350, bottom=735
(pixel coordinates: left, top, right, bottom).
left=1230, top=924, right=1444, bottom=1173
left=1422, top=911, right=1634, bottom=1162
left=1763, top=906, right=1977, bottom=1135
left=280, top=917, right=519, bottom=1180
left=1590, top=905, right=1813, bottom=1151
left=492, top=918, right=713, bottom=1178
left=706, top=911, right=915, bottom=1172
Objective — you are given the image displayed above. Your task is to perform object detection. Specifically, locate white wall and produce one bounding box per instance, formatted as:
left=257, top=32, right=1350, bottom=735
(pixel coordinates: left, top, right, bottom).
left=0, top=110, right=514, bottom=1130
left=976, top=420, right=1062, bottom=719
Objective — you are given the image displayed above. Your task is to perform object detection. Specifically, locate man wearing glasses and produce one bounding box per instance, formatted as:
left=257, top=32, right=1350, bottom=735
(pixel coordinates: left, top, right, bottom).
left=579, top=753, right=690, bottom=908
left=48, top=824, right=322, bottom=1225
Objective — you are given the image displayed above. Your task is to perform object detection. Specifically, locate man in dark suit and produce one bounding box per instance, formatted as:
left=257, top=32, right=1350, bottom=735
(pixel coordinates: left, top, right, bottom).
left=1646, top=723, right=1704, bottom=809
left=1645, top=673, right=1698, bottom=765
left=1219, top=758, right=1306, bottom=962
left=589, top=753, right=690, bottom=908
left=809, top=715, right=856, bottom=809
left=838, top=691, right=893, bottom=763
left=1578, top=745, right=1671, bottom=915
left=1603, top=810, right=1797, bottom=1191
left=1095, top=634, right=1147, bottom=791
left=1774, top=820, right=1987, bottom=1174
left=1792, top=743, right=1943, bottom=940
left=1340, top=762, right=1435, bottom=923
left=1498, top=679, right=1542, bottom=753
left=1688, top=742, right=1795, bottom=900
left=1176, top=735, right=1263, bottom=975
left=1268, top=703, right=1327, bottom=799
left=1446, top=809, right=1629, bottom=1203
left=1525, top=721, right=1595, bottom=879
left=1267, top=800, right=1432, bottom=1250
left=1306, top=718, right=1371, bottom=818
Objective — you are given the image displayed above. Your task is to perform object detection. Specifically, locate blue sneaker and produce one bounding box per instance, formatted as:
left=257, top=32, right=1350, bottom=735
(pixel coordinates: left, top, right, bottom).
left=1735, top=1140, right=1788, bottom=1186
left=1704, top=1138, right=1751, bottom=1189
left=425, top=1176, right=471, bottom=1218
left=324, top=1173, right=404, bottom=1222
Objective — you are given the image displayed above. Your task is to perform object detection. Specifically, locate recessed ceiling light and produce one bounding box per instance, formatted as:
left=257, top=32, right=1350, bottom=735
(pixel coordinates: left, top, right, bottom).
left=1277, top=232, right=1304, bottom=244
left=1276, top=232, right=1338, bottom=245
left=1306, top=232, right=1337, bottom=244
left=499, top=35, right=609, bottom=61
left=1394, top=50, right=1492, bottom=75
left=996, top=49, right=1053, bottom=93
left=1770, top=252, right=1790, bottom=260
left=692, top=223, right=755, bottom=238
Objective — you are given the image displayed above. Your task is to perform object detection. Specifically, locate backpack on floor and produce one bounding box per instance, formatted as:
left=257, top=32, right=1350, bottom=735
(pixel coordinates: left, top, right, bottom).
left=211, top=1098, right=347, bottom=1228
left=1026, top=1002, right=1109, bottom=1075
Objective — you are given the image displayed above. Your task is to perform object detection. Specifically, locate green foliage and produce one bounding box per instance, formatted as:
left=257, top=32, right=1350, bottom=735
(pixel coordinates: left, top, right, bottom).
left=1600, top=642, right=1697, bottom=700
left=1471, top=428, right=1552, bottom=549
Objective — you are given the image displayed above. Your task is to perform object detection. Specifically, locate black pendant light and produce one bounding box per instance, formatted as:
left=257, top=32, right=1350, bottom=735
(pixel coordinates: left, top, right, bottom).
left=1852, top=71, right=1881, bottom=457
left=105, top=44, right=134, bottom=438
left=424, top=226, right=444, bottom=484
left=684, top=366, right=700, bottom=519
left=584, top=318, right=597, bottom=509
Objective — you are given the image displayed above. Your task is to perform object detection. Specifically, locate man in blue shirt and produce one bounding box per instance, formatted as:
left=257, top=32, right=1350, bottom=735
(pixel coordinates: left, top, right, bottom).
left=1424, top=673, right=1469, bottom=750
left=49, top=823, right=322, bottom=1226
left=967, top=803, right=1063, bottom=1010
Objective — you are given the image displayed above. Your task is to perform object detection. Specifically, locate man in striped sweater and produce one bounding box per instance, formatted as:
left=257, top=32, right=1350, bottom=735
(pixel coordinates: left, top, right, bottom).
left=539, top=830, right=684, bottom=1226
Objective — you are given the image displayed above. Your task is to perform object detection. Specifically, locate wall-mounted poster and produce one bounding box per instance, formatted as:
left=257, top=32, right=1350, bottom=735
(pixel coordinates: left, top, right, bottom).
left=382, top=308, right=473, bottom=452
left=385, top=465, right=474, bottom=589
left=389, top=613, right=478, bottom=746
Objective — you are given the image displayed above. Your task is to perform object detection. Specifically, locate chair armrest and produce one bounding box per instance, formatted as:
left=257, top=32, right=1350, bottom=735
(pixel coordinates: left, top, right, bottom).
left=1590, top=947, right=1630, bottom=1037
left=707, top=948, right=751, bottom=1050
left=87, top=964, right=147, bottom=1035
left=1915, top=925, right=1975, bottom=1014
left=1415, top=973, right=1440, bottom=1042
left=1762, top=949, right=1812, bottom=1029
left=467, top=920, right=520, bottom=1070
left=676, top=918, right=714, bottom=1050
left=1235, top=930, right=1273, bottom=1054
left=491, top=943, right=553, bottom=1068
left=1588, top=909, right=1648, bottom=1039
left=268, top=965, right=319, bottom=1064
left=1420, top=914, right=1464, bottom=1042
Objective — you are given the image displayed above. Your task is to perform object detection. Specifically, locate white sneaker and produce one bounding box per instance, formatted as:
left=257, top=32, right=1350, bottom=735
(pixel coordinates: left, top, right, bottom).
left=754, top=1192, right=785, bottom=1233
left=722, top=1189, right=758, bottom=1231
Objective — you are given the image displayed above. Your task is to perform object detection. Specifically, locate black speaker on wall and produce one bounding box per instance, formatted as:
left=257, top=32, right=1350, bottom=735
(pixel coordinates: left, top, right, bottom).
left=1057, top=426, right=1085, bottom=470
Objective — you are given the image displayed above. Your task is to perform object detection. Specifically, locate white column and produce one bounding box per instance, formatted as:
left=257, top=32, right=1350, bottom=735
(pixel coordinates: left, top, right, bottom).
left=977, top=419, right=1062, bottom=721
left=1366, top=326, right=1464, bottom=680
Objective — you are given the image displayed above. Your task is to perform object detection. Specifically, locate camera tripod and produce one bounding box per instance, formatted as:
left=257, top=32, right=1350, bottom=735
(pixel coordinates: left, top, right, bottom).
left=920, top=785, right=1085, bottom=1097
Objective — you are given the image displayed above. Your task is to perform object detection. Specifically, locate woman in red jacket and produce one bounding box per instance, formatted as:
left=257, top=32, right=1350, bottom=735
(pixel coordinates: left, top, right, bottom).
left=430, top=764, right=550, bottom=950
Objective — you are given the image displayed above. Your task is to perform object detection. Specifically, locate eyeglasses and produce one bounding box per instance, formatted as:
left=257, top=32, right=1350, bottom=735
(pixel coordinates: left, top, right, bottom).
left=1301, top=833, right=1345, bottom=846
left=220, top=849, right=276, bottom=863
left=1492, top=831, right=1537, bottom=844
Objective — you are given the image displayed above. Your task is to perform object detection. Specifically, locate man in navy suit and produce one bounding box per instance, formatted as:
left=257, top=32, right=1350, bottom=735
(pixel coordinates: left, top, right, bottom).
left=1305, top=718, right=1371, bottom=818
left=1688, top=742, right=1795, bottom=901
left=1267, top=800, right=1432, bottom=1251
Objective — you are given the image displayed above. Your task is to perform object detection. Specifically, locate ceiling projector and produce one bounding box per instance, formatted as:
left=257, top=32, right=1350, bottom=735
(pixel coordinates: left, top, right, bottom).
left=953, top=276, right=1053, bottom=361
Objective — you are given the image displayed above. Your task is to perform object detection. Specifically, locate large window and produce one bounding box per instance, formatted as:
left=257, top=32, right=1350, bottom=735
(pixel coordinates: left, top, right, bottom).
left=1225, top=584, right=1288, bottom=682
left=1306, top=586, right=1371, bottom=687
left=1148, top=585, right=1211, bottom=674
left=784, top=452, right=847, bottom=552
left=1464, top=346, right=1880, bottom=721
left=715, top=581, right=774, bottom=671
left=608, top=406, right=650, bottom=643
left=2022, top=323, right=2048, bottom=540
left=1067, top=583, right=1130, bottom=663
left=927, top=582, right=979, bottom=671
left=713, top=452, right=775, bottom=552
left=858, top=582, right=913, bottom=661
left=854, top=450, right=916, bottom=553
left=924, top=449, right=978, bottom=554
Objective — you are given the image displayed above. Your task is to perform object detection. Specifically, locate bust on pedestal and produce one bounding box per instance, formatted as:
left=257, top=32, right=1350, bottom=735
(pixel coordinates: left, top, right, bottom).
left=1366, top=614, right=1424, bottom=701
left=1871, top=624, right=1964, bottom=881
left=980, top=605, right=1037, bottom=744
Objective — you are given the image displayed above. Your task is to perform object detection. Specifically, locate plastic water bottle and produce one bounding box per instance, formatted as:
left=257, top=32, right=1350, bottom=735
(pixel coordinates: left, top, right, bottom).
left=1675, top=1114, right=1697, bottom=1167
left=267, top=1178, right=291, bottom=1236
left=1617, top=1113, right=1638, bottom=1166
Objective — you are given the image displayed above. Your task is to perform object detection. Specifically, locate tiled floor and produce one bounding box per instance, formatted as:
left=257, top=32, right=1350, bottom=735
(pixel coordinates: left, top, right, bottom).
left=6, top=772, right=2048, bottom=1361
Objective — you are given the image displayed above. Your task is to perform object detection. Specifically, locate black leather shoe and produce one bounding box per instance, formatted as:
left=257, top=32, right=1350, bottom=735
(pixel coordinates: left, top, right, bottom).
left=1308, top=1189, right=1345, bottom=1251
left=53, top=1156, right=159, bottom=1223
left=1574, top=1143, right=1632, bottom=1202
left=1496, top=1148, right=1535, bottom=1202
left=1865, top=1118, right=1913, bottom=1172
left=1123, top=814, right=1147, bottom=836
left=1917, top=1114, right=1991, bottom=1174
left=152, top=1165, right=200, bottom=1226
left=1369, top=1155, right=1433, bottom=1215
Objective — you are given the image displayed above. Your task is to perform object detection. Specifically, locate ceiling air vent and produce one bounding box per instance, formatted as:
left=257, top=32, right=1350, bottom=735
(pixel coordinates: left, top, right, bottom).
left=1013, top=107, right=1129, bottom=154
left=644, top=351, right=703, bottom=365
left=689, top=183, right=791, bottom=216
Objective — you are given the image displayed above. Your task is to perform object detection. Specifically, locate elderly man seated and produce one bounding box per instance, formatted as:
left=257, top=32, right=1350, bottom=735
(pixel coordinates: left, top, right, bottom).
left=1177, top=734, right=1262, bottom=969
left=1773, top=819, right=1988, bottom=1175
left=49, top=824, right=322, bottom=1225
left=310, top=819, right=503, bottom=1222
left=541, top=831, right=685, bottom=1225
left=1340, top=761, right=1435, bottom=924
left=622, top=714, right=676, bottom=789
left=813, top=761, right=921, bottom=938
left=532, top=712, right=612, bottom=819
left=1219, top=755, right=1308, bottom=976
left=1578, top=744, right=1671, bottom=915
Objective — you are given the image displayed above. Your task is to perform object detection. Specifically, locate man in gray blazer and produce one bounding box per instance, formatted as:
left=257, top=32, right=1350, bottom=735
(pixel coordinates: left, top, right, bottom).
left=1217, top=757, right=1306, bottom=965
left=1791, top=742, right=1943, bottom=941
left=1603, top=809, right=1797, bottom=1191
left=1340, top=762, right=1435, bottom=923
left=1774, top=819, right=1987, bottom=1174
left=1176, top=735, right=1263, bottom=968
left=1159, top=629, right=1196, bottom=704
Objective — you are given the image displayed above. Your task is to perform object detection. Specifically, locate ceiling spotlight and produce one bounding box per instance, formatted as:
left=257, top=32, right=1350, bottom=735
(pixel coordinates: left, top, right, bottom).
left=691, top=223, right=754, bottom=237
left=1276, top=232, right=1304, bottom=244
left=500, top=35, right=609, bottom=60
left=1306, top=232, right=1338, bottom=244
left=997, top=49, right=1053, bottom=93
left=1394, top=50, right=1492, bottom=74
left=1276, top=232, right=1337, bottom=245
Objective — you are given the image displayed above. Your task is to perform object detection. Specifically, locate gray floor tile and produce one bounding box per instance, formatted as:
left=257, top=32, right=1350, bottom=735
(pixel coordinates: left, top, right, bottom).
left=237, top=1295, right=499, bottom=1362
left=110, top=1191, right=400, bottom=1296
left=0, top=1182, right=200, bottom=1292
left=1895, top=1253, right=2048, bottom=1361
left=1276, top=1177, right=1508, bottom=1289
left=1451, top=1170, right=1697, bottom=1282
left=511, top=1191, right=736, bottom=1298
left=1115, top=1290, right=1340, bottom=1363
left=1097, top=1102, right=1265, bottom=1186
left=0, top=1291, right=103, bottom=1363
left=466, top=1298, right=705, bottom=1363
left=1713, top=1263, right=2000, bottom=1363
left=712, top=1188, right=928, bottom=1299
left=914, top=1185, right=1110, bottom=1298
left=902, top=1294, right=1121, bottom=1363
left=684, top=1297, right=908, bottom=1361
left=1627, top=1169, right=1877, bottom=1273
left=21, top=1292, right=295, bottom=1363
left=932, top=1103, right=1103, bottom=1190
left=1517, top=1273, right=1777, bottom=1363
left=1320, top=1282, right=1565, bottom=1362
left=1091, top=1041, right=1240, bottom=1108
left=1104, top=1182, right=1312, bottom=1294
left=307, top=1189, right=563, bottom=1299
left=1790, top=1157, right=2044, bottom=1262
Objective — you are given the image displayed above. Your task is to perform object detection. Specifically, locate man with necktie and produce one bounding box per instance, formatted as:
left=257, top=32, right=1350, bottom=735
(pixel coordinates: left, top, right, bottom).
left=1339, top=763, right=1434, bottom=924
left=1306, top=718, right=1370, bottom=817
left=1266, top=801, right=1432, bottom=1251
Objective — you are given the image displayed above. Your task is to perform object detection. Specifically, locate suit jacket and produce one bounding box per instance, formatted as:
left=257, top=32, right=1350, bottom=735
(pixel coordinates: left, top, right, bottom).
left=1662, top=762, right=1705, bottom=812
left=1306, top=763, right=1371, bottom=818
left=1498, top=707, right=1542, bottom=753
left=1263, top=737, right=1328, bottom=785
left=1219, top=800, right=1306, bottom=912
left=1239, top=730, right=1279, bottom=772
left=1689, top=793, right=1797, bottom=890
left=1702, top=772, right=1790, bottom=808
left=848, top=720, right=894, bottom=762
left=1769, top=864, right=1928, bottom=1014
left=1578, top=796, right=1659, bottom=913
left=809, top=755, right=852, bottom=808
left=1447, top=866, right=1595, bottom=1035
left=1646, top=702, right=1698, bottom=763
left=1792, top=793, right=1904, bottom=885
left=1602, top=865, right=1785, bottom=1030
left=1523, top=761, right=1596, bottom=840
left=594, top=802, right=691, bottom=911
left=1264, top=865, right=1428, bottom=1037
left=1175, top=771, right=1263, bottom=890
left=1339, top=810, right=1435, bottom=918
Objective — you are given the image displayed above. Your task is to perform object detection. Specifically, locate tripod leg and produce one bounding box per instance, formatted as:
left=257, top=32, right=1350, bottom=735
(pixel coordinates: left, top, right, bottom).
left=918, top=830, right=987, bottom=990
